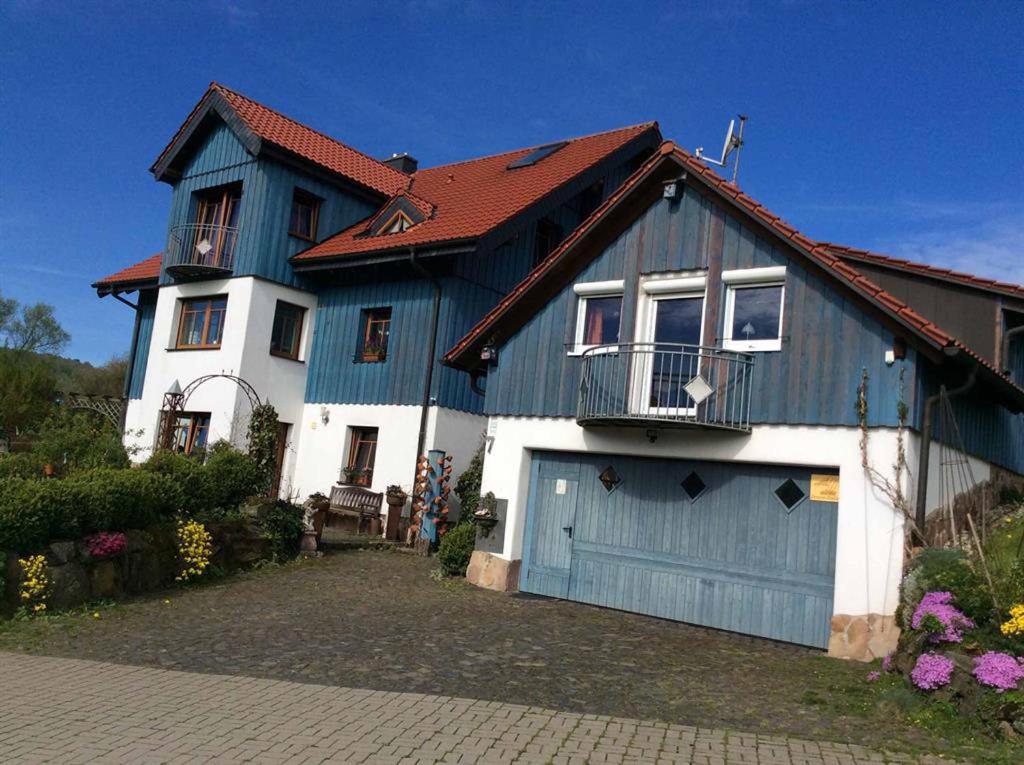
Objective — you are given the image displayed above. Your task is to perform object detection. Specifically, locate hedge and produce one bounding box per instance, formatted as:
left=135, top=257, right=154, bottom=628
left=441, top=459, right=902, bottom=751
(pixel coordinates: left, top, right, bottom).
left=437, top=522, right=477, bottom=577
left=0, top=447, right=264, bottom=554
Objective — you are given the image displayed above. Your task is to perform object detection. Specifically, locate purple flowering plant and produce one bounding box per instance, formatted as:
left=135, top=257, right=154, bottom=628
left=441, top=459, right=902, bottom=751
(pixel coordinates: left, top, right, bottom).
left=911, top=591, right=975, bottom=643
left=973, top=652, right=1024, bottom=693
left=83, top=531, right=127, bottom=560
left=911, top=652, right=955, bottom=690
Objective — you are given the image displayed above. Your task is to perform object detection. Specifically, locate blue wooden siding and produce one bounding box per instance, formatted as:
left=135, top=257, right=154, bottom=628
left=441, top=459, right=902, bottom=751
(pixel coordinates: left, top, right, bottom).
left=521, top=451, right=838, bottom=649
left=126, top=290, right=157, bottom=400
left=160, top=120, right=377, bottom=287
left=303, top=152, right=648, bottom=412
left=304, top=275, right=483, bottom=412
left=914, top=364, right=1024, bottom=475
left=484, top=187, right=907, bottom=428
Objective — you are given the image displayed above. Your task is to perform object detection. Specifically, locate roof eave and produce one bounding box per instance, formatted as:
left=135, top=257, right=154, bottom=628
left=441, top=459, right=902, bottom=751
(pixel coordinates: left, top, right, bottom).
left=291, top=239, right=479, bottom=272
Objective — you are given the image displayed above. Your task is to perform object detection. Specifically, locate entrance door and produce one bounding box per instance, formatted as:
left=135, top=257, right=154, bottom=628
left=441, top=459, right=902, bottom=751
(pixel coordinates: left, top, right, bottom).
left=269, top=422, right=291, bottom=498
left=641, top=295, right=705, bottom=415
left=519, top=454, right=580, bottom=598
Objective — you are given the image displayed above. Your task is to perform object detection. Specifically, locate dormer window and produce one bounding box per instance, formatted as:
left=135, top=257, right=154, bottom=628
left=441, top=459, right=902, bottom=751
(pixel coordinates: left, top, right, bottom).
left=289, top=188, right=320, bottom=241
left=381, top=210, right=414, bottom=234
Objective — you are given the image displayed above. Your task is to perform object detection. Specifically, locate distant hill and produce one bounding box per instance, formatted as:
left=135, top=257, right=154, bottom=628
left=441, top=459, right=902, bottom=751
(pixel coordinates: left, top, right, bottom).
left=0, top=349, right=127, bottom=396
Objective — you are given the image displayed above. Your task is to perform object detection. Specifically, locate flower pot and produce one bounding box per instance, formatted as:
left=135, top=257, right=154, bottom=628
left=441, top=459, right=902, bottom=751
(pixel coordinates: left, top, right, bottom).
left=476, top=516, right=499, bottom=538
left=42, top=463, right=55, bottom=477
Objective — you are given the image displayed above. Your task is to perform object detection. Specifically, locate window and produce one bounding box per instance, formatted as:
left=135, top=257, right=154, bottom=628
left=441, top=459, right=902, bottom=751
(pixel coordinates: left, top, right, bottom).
left=572, top=281, right=624, bottom=354
left=680, top=471, right=707, bottom=502
left=346, top=427, right=378, bottom=486
left=533, top=218, right=563, bottom=267
left=508, top=141, right=568, bottom=169
left=381, top=210, right=414, bottom=235
left=359, top=307, right=392, bottom=362
left=171, top=412, right=211, bottom=455
left=270, top=301, right=305, bottom=360
left=176, top=296, right=227, bottom=349
left=722, top=267, right=786, bottom=352
left=598, top=465, right=622, bottom=493
left=194, top=186, right=241, bottom=266
left=774, top=478, right=806, bottom=512
left=289, top=189, right=320, bottom=240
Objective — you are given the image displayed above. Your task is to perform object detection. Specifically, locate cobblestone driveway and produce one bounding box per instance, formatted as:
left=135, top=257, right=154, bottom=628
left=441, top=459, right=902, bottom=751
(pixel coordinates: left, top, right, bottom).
left=0, top=551, right=970, bottom=756
left=1, top=652, right=939, bottom=764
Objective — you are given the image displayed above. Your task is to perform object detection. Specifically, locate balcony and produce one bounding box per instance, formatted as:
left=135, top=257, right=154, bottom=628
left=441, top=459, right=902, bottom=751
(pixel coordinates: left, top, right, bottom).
left=577, top=343, right=755, bottom=432
left=165, top=223, right=239, bottom=279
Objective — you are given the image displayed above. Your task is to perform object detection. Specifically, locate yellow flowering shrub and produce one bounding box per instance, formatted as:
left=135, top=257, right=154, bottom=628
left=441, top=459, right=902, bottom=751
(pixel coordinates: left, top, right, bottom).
left=175, top=520, right=213, bottom=582
left=18, top=554, right=49, bottom=615
left=1001, top=604, right=1024, bottom=637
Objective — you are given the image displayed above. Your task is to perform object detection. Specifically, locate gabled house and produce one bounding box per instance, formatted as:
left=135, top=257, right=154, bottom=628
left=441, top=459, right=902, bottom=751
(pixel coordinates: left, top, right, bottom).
left=444, top=142, right=1024, bottom=658
left=93, top=83, right=660, bottom=506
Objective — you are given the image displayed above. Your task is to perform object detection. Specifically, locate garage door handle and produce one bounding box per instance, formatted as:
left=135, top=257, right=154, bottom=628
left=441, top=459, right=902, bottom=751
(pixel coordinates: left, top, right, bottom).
left=562, top=526, right=573, bottom=539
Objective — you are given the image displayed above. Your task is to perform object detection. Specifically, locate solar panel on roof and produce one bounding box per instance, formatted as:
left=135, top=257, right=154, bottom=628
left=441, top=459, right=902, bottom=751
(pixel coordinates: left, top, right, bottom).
left=507, top=141, right=568, bottom=169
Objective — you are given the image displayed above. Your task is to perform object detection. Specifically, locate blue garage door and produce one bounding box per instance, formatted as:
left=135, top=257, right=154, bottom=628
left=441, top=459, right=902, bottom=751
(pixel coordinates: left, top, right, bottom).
left=520, top=451, right=838, bottom=649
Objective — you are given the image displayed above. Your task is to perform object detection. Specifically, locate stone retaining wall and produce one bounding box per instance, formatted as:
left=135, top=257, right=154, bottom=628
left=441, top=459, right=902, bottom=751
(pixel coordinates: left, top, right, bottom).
left=1, top=520, right=271, bottom=617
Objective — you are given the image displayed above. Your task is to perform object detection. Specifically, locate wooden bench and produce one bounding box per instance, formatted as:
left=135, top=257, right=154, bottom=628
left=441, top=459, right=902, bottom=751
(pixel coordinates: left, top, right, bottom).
left=328, top=485, right=384, bottom=535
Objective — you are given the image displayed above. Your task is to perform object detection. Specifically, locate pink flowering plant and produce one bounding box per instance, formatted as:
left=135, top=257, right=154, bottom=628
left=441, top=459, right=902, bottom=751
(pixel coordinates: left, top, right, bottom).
left=83, top=531, right=127, bottom=560
left=911, top=591, right=975, bottom=643
left=910, top=652, right=955, bottom=690
left=973, top=652, right=1024, bottom=693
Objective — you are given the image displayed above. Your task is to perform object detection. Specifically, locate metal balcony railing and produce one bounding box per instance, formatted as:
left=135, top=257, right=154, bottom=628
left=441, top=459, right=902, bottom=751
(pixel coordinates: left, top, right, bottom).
left=578, top=342, right=755, bottom=432
left=165, top=223, right=239, bottom=278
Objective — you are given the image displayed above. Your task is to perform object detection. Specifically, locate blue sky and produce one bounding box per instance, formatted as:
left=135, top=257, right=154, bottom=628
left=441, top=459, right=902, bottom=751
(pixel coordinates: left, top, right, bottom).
left=1, top=1, right=1021, bottom=364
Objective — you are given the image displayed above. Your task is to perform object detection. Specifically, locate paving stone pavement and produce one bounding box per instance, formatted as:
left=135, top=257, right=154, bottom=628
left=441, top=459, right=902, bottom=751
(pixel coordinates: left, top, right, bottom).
left=1, top=652, right=944, bottom=765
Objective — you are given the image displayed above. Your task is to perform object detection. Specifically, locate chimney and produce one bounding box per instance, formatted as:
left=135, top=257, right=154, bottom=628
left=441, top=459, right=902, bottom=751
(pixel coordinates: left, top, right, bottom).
left=383, top=152, right=418, bottom=174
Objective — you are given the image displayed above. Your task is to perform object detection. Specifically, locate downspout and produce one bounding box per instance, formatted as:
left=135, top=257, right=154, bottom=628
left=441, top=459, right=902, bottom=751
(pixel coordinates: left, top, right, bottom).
left=409, top=249, right=442, bottom=471
left=112, top=291, right=141, bottom=399
left=914, top=363, right=977, bottom=535
left=1001, top=324, right=1024, bottom=376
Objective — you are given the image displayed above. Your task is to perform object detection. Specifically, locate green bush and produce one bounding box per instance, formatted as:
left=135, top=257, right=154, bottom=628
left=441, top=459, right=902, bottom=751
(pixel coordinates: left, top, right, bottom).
left=140, top=450, right=205, bottom=514
left=202, top=445, right=262, bottom=512
left=437, top=522, right=476, bottom=577
left=258, top=501, right=304, bottom=560
left=0, top=451, right=45, bottom=480
left=908, top=547, right=992, bottom=623
left=31, top=410, right=130, bottom=475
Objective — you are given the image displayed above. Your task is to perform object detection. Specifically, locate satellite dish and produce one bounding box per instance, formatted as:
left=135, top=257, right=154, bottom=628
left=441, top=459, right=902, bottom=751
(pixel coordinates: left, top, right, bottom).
left=695, top=115, right=748, bottom=184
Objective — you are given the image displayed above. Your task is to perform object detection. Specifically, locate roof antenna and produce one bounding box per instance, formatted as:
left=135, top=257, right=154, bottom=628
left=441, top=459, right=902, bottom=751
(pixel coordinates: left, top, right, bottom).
left=695, top=115, right=747, bottom=184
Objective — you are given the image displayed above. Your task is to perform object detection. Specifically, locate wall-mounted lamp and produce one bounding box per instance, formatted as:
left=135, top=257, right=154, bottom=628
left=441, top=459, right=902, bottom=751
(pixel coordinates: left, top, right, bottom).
left=480, top=343, right=498, bottom=365
left=319, top=406, right=330, bottom=426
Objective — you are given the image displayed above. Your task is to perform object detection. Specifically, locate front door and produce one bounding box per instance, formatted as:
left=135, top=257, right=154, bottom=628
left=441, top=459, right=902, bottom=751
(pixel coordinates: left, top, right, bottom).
left=269, top=422, right=291, bottom=498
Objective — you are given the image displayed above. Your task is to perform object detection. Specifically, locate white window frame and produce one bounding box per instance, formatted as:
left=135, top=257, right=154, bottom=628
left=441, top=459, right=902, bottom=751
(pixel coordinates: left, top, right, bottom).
left=721, top=267, right=786, bottom=352
left=631, top=272, right=708, bottom=416
left=570, top=280, right=625, bottom=355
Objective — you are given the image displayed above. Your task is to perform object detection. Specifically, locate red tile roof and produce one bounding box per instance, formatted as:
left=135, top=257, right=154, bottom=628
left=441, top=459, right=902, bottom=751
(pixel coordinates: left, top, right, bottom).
left=92, top=253, right=162, bottom=292
left=444, top=142, right=1024, bottom=402
left=152, top=83, right=409, bottom=198
left=292, top=123, right=660, bottom=263
left=820, top=242, right=1024, bottom=299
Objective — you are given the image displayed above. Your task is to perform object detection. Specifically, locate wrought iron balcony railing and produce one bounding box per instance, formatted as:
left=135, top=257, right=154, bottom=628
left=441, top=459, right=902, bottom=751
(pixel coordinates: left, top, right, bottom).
left=165, top=223, right=239, bottom=279
left=578, top=342, right=755, bottom=432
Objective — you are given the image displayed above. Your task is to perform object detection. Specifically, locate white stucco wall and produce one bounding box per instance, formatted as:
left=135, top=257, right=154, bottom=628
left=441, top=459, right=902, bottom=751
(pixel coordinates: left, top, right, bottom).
left=289, top=403, right=485, bottom=502
left=478, top=417, right=912, bottom=618
left=123, top=276, right=316, bottom=466
left=906, top=433, right=993, bottom=519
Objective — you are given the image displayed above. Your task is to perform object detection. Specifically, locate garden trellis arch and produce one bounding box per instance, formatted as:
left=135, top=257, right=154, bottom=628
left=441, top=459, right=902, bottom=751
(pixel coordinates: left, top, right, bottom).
left=157, top=374, right=262, bottom=451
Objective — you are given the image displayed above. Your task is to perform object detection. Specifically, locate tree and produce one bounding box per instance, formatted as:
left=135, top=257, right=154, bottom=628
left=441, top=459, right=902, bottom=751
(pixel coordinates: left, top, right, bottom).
left=0, top=291, right=70, bottom=354
left=0, top=349, right=59, bottom=434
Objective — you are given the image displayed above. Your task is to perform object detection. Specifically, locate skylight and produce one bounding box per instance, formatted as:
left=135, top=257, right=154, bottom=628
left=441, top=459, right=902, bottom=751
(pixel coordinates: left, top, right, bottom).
left=507, top=141, right=568, bottom=169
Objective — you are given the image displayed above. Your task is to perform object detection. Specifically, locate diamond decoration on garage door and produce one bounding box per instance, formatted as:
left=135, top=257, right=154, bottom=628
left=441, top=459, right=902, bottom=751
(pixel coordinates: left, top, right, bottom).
left=598, top=465, right=622, bottom=493
left=680, top=471, right=707, bottom=502
left=774, top=478, right=806, bottom=512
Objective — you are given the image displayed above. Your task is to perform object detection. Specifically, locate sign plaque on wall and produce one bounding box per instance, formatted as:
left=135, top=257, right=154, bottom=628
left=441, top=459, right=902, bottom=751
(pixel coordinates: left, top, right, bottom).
left=810, top=474, right=840, bottom=502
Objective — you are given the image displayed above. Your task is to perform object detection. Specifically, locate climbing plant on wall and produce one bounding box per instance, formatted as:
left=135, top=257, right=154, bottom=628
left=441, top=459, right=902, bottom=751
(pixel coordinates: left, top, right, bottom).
left=247, top=402, right=279, bottom=494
